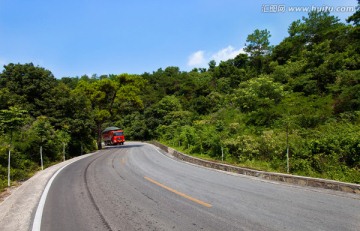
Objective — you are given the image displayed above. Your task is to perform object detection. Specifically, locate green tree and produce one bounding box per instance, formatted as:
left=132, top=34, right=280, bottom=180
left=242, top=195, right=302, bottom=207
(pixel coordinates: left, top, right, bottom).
left=288, top=11, right=342, bottom=47
left=0, top=107, right=27, bottom=186
left=273, top=11, right=348, bottom=65
left=32, top=116, right=55, bottom=170
left=208, top=60, right=216, bottom=72
left=153, top=95, right=182, bottom=120
left=244, top=29, right=272, bottom=57
left=233, top=53, right=249, bottom=69
left=56, top=130, right=71, bottom=161
left=347, top=1, right=360, bottom=26
left=74, top=79, right=116, bottom=149
left=233, top=75, right=284, bottom=112
left=113, top=74, right=145, bottom=115
left=0, top=63, right=57, bottom=116
left=331, top=70, right=360, bottom=114
left=244, top=29, right=273, bottom=73
left=232, top=75, right=284, bottom=126
left=146, top=95, right=183, bottom=137
left=74, top=74, right=145, bottom=149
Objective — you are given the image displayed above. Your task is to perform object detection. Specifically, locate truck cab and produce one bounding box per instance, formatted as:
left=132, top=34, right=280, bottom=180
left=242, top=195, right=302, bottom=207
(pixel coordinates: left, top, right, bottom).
left=102, top=127, right=125, bottom=145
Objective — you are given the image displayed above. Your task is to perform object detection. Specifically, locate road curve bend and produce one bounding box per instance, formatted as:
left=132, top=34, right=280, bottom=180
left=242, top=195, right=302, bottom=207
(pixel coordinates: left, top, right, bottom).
left=39, top=142, right=360, bottom=231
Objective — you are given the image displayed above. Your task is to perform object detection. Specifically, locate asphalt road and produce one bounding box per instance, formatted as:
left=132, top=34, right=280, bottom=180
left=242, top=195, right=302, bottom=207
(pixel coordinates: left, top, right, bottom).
left=40, top=142, right=360, bottom=231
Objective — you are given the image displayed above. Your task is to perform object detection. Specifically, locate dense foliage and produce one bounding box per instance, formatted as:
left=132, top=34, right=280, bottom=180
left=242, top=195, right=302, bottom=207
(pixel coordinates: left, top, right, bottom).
left=1, top=9, right=360, bottom=190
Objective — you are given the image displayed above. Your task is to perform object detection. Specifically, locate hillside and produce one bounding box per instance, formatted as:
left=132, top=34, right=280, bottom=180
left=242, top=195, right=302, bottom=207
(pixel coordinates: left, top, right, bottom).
left=1, top=9, right=360, bottom=190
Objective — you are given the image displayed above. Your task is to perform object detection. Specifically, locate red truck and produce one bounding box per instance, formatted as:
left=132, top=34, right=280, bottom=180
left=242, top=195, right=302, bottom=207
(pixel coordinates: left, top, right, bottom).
left=102, top=127, right=125, bottom=145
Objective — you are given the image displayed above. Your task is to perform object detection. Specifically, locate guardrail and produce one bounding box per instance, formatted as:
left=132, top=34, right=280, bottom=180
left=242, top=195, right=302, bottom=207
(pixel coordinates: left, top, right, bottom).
left=150, top=141, right=360, bottom=194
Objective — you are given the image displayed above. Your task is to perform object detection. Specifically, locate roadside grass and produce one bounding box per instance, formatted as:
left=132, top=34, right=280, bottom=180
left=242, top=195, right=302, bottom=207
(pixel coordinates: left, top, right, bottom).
left=158, top=140, right=360, bottom=184
left=161, top=141, right=280, bottom=173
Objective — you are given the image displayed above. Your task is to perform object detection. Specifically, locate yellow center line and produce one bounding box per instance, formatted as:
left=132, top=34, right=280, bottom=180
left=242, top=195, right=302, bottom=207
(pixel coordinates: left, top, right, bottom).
left=144, top=176, right=212, bottom=208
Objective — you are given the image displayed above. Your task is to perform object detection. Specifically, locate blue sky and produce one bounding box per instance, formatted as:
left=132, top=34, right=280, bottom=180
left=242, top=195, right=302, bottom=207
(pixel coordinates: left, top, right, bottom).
left=0, top=0, right=357, bottom=78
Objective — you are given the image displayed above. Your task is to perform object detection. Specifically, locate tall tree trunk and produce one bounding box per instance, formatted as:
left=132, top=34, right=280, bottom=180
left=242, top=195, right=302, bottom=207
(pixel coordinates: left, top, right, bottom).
left=97, top=123, right=102, bottom=150
left=8, top=131, right=12, bottom=187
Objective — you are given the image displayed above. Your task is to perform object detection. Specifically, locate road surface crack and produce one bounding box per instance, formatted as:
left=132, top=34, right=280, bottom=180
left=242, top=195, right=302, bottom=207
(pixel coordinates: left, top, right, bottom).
left=84, top=154, right=113, bottom=231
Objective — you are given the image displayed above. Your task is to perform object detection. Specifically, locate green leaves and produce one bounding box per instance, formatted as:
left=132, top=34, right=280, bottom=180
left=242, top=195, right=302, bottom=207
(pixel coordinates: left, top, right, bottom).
left=0, top=63, right=56, bottom=116
left=56, top=130, right=71, bottom=145
left=72, top=74, right=146, bottom=149
left=244, top=29, right=272, bottom=57
left=347, top=1, right=360, bottom=26
left=289, top=11, right=342, bottom=47
left=233, top=75, right=284, bottom=113
left=93, top=108, right=111, bottom=124
left=32, top=116, right=53, bottom=141
left=0, top=7, right=360, bottom=188
left=0, top=106, right=27, bottom=134
left=331, top=70, right=360, bottom=114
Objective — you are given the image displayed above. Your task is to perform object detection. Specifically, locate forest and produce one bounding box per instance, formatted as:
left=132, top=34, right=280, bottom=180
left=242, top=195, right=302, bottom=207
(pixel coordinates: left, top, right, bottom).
left=1, top=9, right=360, bottom=191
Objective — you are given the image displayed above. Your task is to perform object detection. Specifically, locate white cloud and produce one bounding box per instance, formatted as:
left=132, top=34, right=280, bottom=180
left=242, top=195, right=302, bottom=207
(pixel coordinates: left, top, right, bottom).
left=211, top=45, right=244, bottom=63
left=187, top=46, right=245, bottom=68
left=187, top=50, right=206, bottom=66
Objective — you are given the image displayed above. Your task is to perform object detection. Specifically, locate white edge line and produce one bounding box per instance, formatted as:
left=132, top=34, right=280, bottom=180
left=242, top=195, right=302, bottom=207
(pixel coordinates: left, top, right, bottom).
left=31, top=162, right=74, bottom=231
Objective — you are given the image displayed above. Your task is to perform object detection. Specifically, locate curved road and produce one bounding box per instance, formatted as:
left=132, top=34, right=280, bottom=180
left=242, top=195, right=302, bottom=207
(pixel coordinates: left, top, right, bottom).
left=40, top=142, right=360, bottom=231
